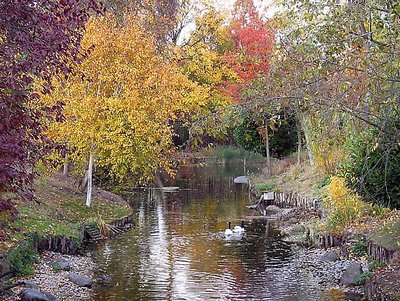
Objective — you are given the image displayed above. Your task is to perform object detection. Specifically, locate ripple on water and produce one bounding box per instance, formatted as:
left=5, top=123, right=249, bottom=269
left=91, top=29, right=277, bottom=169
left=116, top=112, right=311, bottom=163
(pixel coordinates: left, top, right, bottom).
left=92, top=163, right=326, bottom=301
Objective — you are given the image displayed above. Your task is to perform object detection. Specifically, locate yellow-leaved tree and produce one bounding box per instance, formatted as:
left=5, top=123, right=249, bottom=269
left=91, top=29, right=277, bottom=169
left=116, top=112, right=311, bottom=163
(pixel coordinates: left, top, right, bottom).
left=176, top=6, right=239, bottom=145
left=43, top=14, right=206, bottom=206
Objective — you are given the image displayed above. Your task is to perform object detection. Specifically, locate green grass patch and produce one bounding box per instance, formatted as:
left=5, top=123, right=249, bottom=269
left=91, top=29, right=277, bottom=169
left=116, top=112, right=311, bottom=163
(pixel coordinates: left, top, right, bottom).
left=11, top=205, right=81, bottom=240
left=59, top=198, right=130, bottom=223
left=33, top=176, right=131, bottom=224
left=368, top=219, right=400, bottom=251
left=211, top=146, right=264, bottom=161
left=256, top=178, right=278, bottom=192
left=6, top=176, right=131, bottom=244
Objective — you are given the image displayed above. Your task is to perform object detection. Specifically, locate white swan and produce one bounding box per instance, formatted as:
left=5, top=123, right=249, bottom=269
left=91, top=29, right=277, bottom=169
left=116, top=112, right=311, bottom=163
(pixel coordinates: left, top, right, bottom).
left=225, top=221, right=233, bottom=236
left=233, top=221, right=245, bottom=233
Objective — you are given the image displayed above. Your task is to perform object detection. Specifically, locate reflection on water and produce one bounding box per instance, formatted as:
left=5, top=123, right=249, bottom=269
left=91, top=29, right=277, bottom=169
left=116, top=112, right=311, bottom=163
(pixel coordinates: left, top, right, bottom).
left=91, top=162, right=344, bottom=301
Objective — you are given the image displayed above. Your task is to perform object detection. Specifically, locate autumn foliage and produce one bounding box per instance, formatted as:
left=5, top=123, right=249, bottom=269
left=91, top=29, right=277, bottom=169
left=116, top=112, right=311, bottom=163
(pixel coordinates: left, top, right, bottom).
left=223, top=0, right=275, bottom=101
left=0, top=0, right=102, bottom=209
left=43, top=14, right=205, bottom=183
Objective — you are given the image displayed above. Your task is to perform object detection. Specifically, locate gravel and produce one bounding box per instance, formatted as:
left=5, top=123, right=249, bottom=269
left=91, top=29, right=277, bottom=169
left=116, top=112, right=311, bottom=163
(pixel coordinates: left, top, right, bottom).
left=5, top=251, right=96, bottom=301
left=291, top=246, right=369, bottom=295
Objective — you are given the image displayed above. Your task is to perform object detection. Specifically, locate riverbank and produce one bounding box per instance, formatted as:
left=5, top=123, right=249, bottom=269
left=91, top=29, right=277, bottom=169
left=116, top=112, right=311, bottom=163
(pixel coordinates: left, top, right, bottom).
left=0, top=172, right=133, bottom=298
left=249, top=162, right=400, bottom=300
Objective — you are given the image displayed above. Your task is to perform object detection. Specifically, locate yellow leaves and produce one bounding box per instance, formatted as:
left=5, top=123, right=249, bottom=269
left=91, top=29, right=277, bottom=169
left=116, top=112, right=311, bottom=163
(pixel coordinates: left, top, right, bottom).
left=323, top=176, right=365, bottom=235
left=44, top=13, right=202, bottom=183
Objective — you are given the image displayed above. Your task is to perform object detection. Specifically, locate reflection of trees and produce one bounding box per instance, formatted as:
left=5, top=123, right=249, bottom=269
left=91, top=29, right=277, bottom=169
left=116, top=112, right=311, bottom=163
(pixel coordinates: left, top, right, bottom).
left=93, top=163, right=321, bottom=300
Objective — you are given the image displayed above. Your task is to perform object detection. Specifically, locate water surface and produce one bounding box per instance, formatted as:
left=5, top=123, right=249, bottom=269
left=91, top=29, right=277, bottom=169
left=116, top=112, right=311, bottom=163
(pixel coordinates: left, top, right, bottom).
left=91, top=162, right=339, bottom=301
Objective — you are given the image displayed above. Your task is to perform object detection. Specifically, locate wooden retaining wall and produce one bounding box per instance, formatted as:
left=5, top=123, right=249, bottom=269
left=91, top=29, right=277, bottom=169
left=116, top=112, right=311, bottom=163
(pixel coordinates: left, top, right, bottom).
left=254, top=190, right=397, bottom=264
left=0, top=214, right=135, bottom=280
left=367, top=241, right=396, bottom=264
left=34, top=234, right=82, bottom=255
left=271, top=191, right=321, bottom=209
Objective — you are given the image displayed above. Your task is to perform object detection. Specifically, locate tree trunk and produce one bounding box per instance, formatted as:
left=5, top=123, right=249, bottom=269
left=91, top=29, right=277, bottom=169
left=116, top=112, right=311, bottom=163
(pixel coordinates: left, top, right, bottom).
left=300, top=114, right=314, bottom=165
left=63, top=160, right=69, bottom=176
left=297, top=115, right=302, bottom=165
left=78, top=170, right=88, bottom=192
left=265, top=118, right=271, bottom=176
left=85, top=153, right=94, bottom=208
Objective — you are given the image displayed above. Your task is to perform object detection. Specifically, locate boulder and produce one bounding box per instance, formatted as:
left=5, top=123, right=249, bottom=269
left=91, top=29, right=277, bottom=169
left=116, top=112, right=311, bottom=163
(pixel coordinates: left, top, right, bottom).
left=20, top=280, right=39, bottom=290
left=50, top=259, right=71, bottom=271
left=287, top=224, right=306, bottom=235
left=68, top=273, right=93, bottom=288
left=287, top=217, right=299, bottom=225
left=266, top=205, right=282, bottom=215
left=340, top=263, right=363, bottom=286
left=234, top=176, right=249, bottom=184
left=321, top=251, right=340, bottom=262
left=20, top=288, right=59, bottom=301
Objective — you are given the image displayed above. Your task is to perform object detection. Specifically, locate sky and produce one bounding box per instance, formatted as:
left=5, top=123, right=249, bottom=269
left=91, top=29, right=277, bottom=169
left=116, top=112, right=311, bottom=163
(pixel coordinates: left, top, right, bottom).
left=178, top=0, right=277, bottom=44
left=214, top=0, right=276, bottom=15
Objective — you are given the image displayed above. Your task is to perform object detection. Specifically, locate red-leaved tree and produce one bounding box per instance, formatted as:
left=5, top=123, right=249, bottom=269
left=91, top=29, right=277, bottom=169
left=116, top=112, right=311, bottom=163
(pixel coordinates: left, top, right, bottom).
left=0, top=0, right=102, bottom=216
left=223, top=0, right=274, bottom=101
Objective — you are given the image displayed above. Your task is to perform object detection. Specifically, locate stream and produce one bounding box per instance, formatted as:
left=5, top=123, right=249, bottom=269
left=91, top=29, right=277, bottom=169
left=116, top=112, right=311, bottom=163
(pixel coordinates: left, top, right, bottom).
left=91, top=161, right=339, bottom=301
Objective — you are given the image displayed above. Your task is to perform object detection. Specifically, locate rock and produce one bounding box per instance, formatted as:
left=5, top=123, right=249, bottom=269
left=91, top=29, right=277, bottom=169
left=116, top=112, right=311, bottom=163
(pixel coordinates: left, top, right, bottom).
left=20, top=288, right=59, bottom=301
left=50, top=259, right=71, bottom=271
left=233, top=176, right=249, bottom=184
left=68, top=273, right=93, bottom=288
left=340, top=263, right=363, bottom=286
left=321, top=251, right=340, bottom=262
left=287, top=217, right=299, bottom=225
left=288, top=224, right=306, bottom=235
left=266, top=205, right=282, bottom=215
left=20, top=280, right=39, bottom=290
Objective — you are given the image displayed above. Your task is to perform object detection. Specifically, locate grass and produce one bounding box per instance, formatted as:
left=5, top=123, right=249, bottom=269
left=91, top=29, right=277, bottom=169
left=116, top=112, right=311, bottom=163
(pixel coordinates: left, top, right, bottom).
left=3, top=174, right=132, bottom=250
left=210, top=146, right=265, bottom=161
left=256, top=177, right=278, bottom=192
left=250, top=160, right=327, bottom=200
left=11, top=205, right=81, bottom=240
left=33, top=176, right=131, bottom=223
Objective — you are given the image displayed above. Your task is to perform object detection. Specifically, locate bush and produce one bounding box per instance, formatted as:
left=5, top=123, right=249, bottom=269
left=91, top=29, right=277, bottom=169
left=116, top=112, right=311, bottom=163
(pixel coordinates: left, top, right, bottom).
left=322, top=176, right=364, bottom=234
left=8, top=237, right=39, bottom=276
left=351, top=237, right=368, bottom=257
left=257, top=181, right=277, bottom=192
left=340, top=127, right=400, bottom=208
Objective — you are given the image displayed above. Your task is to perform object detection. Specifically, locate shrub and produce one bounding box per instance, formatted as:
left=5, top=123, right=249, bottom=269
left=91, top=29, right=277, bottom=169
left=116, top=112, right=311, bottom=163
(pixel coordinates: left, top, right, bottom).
left=257, top=181, right=277, bottom=191
left=357, top=271, right=374, bottom=285
left=351, top=237, right=368, bottom=257
left=322, top=176, right=364, bottom=234
left=340, top=126, right=400, bottom=208
left=8, top=237, right=39, bottom=276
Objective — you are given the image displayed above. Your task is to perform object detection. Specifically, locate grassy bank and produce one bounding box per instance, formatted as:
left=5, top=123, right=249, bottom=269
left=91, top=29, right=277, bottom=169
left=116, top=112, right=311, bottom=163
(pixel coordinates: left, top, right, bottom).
left=1, top=173, right=131, bottom=254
